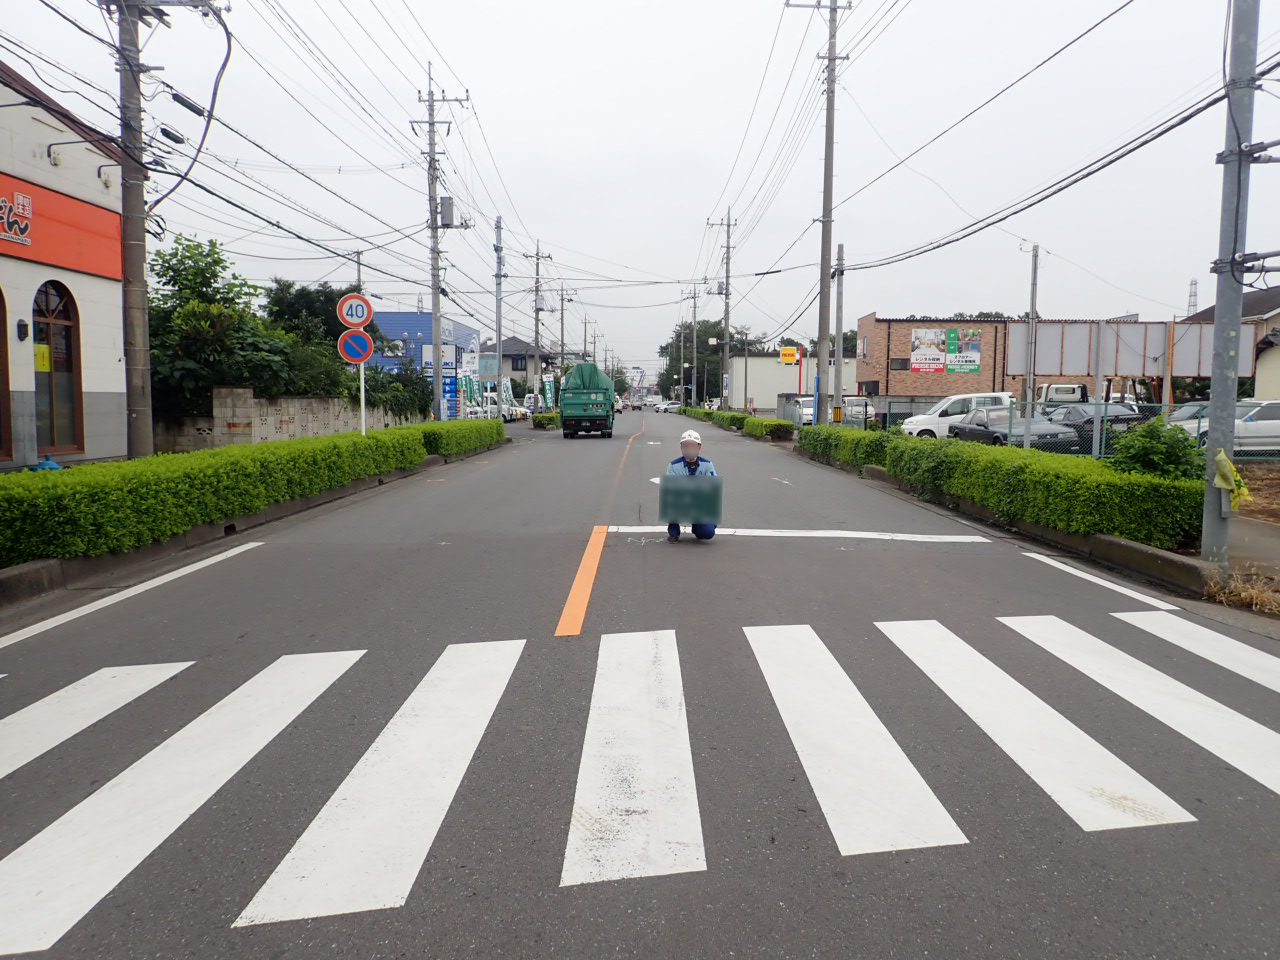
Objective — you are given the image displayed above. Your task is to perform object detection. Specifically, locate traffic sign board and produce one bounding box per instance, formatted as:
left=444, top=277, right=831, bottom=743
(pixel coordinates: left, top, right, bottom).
left=336, top=293, right=373, bottom=329
left=338, top=328, right=375, bottom=364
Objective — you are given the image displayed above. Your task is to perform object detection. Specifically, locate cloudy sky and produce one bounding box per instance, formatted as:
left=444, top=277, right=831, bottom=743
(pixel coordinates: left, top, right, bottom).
left=5, top=0, right=1279, bottom=376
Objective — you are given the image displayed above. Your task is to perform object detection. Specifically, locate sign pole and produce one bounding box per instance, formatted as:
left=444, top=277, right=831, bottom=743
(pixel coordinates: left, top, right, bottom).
left=360, top=362, right=367, bottom=436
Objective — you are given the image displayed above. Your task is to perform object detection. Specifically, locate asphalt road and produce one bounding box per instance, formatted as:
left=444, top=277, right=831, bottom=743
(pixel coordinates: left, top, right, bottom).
left=1, top=410, right=1279, bottom=959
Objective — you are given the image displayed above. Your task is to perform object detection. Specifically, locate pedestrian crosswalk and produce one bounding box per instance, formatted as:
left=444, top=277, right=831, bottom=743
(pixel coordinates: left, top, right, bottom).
left=0, top=612, right=1277, bottom=954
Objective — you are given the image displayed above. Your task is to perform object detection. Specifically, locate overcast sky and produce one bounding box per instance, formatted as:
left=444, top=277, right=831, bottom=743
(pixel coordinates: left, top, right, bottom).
left=6, top=0, right=1280, bottom=374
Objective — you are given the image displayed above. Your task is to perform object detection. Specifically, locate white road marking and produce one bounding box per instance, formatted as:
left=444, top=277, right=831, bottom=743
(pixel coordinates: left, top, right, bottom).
left=745, top=624, right=967, bottom=856
left=878, top=620, right=1193, bottom=831
left=0, top=650, right=363, bottom=955
left=649, top=477, right=661, bottom=484
left=0, top=662, right=193, bottom=781
left=237, top=640, right=524, bottom=925
left=1002, top=616, right=1280, bottom=796
left=1023, top=552, right=1177, bottom=610
left=1113, top=611, right=1280, bottom=695
left=771, top=477, right=792, bottom=485
left=607, top=526, right=988, bottom=543
left=0, top=542, right=265, bottom=652
left=561, top=630, right=705, bottom=886
left=647, top=441, right=663, bottom=445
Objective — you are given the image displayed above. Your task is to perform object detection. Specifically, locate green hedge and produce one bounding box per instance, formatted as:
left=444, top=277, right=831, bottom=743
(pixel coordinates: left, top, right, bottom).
left=883, top=436, right=1200, bottom=550
left=0, top=420, right=504, bottom=567
left=712, top=410, right=750, bottom=430
left=394, top=418, right=505, bottom=456
left=680, top=407, right=715, bottom=422
left=796, top=425, right=893, bottom=467
left=743, top=417, right=795, bottom=441
left=532, top=412, right=561, bottom=429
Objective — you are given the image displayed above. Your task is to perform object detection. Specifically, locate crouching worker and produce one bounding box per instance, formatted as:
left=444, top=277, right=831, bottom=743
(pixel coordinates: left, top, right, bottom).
left=667, top=429, right=717, bottom=543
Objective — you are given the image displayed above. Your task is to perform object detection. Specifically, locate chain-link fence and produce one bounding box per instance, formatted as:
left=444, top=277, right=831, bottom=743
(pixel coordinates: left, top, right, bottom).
left=845, top=397, right=1280, bottom=462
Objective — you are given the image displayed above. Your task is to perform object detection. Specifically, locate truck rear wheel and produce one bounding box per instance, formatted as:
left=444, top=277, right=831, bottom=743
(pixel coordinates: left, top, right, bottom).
left=604, top=430, right=613, bottom=438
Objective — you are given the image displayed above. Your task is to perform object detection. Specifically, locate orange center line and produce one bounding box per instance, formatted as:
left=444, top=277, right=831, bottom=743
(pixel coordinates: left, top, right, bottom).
left=554, top=525, right=609, bottom=637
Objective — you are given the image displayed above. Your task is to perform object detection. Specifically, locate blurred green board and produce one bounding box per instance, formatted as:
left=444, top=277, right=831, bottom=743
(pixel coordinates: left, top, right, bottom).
left=659, top=474, right=723, bottom=525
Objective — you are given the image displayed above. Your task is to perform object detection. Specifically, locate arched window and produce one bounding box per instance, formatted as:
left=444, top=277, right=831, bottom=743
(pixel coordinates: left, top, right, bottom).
left=0, top=285, right=9, bottom=460
left=33, top=280, right=82, bottom=453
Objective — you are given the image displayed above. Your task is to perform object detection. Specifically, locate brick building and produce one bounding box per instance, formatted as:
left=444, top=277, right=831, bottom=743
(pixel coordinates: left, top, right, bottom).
left=853, top=312, right=1118, bottom=398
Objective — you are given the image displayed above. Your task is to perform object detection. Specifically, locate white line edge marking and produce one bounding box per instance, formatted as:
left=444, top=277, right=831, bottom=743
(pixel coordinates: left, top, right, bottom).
left=0, top=650, right=364, bottom=955
left=235, top=639, right=525, bottom=925
left=1113, top=611, right=1280, bottom=695
left=745, top=624, right=968, bottom=856
left=877, top=619, right=1193, bottom=832
left=0, top=662, right=194, bottom=781
left=0, top=542, right=264, bottom=651
left=606, top=526, right=988, bottom=543
left=561, top=630, right=705, bottom=886
left=1023, top=552, right=1177, bottom=610
left=649, top=477, right=660, bottom=484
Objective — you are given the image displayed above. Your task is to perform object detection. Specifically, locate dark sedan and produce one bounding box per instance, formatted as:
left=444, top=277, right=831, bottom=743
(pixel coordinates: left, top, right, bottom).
left=1044, top=402, right=1147, bottom=449
left=947, top=406, right=1080, bottom=451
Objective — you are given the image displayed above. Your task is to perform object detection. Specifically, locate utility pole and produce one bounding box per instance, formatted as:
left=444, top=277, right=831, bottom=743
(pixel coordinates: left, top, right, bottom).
left=712, top=208, right=735, bottom=407
left=833, top=242, right=845, bottom=420
left=683, top=288, right=701, bottom=407
left=414, top=65, right=468, bottom=420
left=787, top=0, right=846, bottom=424
left=559, top=285, right=571, bottom=372
left=523, top=241, right=553, bottom=394
left=583, top=314, right=590, bottom=365
left=679, top=316, right=685, bottom=404
left=1203, top=0, right=1265, bottom=573
left=1022, top=243, right=1040, bottom=449
left=493, top=216, right=504, bottom=385
left=355, top=249, right=362, bottom=288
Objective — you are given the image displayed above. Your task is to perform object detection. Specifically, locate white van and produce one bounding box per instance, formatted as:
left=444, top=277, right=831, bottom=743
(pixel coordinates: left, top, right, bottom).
left=901, top=392, right=1014, bottom=438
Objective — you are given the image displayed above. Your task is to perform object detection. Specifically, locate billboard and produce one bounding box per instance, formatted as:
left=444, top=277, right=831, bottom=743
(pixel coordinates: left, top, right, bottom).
left=946, top=328, right=981, bottom=373
left=910, top=328, right=946, bottom=373
left=780, top=346, right=799, bottom=364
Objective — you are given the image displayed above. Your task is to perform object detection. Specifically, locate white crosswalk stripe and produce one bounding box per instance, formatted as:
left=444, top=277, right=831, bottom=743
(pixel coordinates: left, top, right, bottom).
left=745, top=623, right=968, bottom=856
left=1112, top=611, right=1280, bottom=695
left=1002, top=616, right=1280, bottom=797
left=0, top=651, right=363, bottom=956
left=0, top=610, right=1274, bottom=952
left=878, top=620, right=1193, bottom=831
left=561, top=630, right=705, bottom=886
left=236, top=640, right=525, bottom=925
left=0, top=663, right=193, bottom=782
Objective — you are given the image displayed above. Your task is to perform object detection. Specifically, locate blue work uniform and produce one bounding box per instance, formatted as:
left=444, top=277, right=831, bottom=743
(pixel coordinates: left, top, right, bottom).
left=666, top=456, right=717, bottom=541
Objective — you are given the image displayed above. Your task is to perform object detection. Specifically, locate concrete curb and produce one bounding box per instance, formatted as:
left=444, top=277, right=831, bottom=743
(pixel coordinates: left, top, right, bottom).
left=792, top=445, right=1215, bottom=597
left=0, top=441, right=505, bottom=610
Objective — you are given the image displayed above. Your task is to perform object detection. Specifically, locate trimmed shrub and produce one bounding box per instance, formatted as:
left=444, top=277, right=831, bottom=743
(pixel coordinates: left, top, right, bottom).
left=394, top=418, right=505, bottom=455
left=885, top=436, right=1200, bottom=550
left=744, top=417, right=795, bottom=441
left=712, top=410, right=749, bottom=430
left=531, top=412, right=561, bottom=430
left=0, top=426, right=441, bottom=566
left=680, top=407, right=715, bottom=422
left=1108, top=416, right=1204, bottom=480
left=797, top=425, right=898, bottom=467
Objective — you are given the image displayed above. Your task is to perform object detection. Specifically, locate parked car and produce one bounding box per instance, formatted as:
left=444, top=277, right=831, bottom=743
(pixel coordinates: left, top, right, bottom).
left=902, top=392, right=1014, bottom=438
left=947, top=405, right=1080, bottom=451
left=1175, top=399, right=1280, bottom=450
left=1043, top=402, right=1145, bottom=448
left=836, top=396, right=877, bottom=427
left=656, top=400, right=680, bottom=413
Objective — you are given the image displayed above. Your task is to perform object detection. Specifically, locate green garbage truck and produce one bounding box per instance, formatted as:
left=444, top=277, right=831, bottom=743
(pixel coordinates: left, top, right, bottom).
left=560, top=362, right=615, bottom=438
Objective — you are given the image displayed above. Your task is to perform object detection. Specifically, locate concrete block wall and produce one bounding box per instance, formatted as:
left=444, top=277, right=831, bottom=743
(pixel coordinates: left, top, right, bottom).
left=154, top=387, right=423, bottom=453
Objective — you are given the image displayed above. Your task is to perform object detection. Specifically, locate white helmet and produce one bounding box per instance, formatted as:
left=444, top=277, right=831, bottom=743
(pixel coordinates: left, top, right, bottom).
left=680, top=430, right=702, bottom=445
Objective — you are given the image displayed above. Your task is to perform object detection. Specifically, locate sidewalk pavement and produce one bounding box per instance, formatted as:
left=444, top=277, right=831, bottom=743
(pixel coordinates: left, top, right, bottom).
left=1228, top=516, right=1280, bottom=576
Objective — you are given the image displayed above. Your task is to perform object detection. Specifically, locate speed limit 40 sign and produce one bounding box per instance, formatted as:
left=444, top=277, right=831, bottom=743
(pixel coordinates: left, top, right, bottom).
left=337, top=293, right=373, bottom=329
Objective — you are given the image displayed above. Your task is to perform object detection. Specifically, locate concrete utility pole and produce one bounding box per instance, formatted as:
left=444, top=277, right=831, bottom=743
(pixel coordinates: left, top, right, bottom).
left=117, top=1, right=152, bottom=458
left=788, top=0, right=846, bottom=424
left=679, top=316, right=685, bottom=404
left=712, top=208, right=735, bottom=407
left=493, top=216, right=504, bottom=383
left=559, top=285, right=572, bottom=372
left=583, top=314, right=590, bottom=364
left=1203, top=0, right=1264, bottom=573
left=355, top=250, right=362, bottom=287
left=414, top=65, right=468, bottom=420
left=1022, top=242, right=1040, bottom=449
left=688, top=288, right=700, bottom=407
left=833, top=242, right=845, bottom=420
left=523, top=242, right=552, bottom=393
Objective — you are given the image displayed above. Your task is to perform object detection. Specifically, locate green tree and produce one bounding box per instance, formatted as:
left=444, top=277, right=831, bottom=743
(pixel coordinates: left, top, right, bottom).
left=149, top=235, right=257, bottom=336
left=263, top=278, right=382, bottom=343
left=1108, top=417, right=1205, bottom=480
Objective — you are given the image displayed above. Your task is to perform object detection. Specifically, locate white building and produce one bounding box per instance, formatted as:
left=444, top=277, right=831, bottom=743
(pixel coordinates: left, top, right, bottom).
left=724, top=351, right=855, bottom=413
left=1, top=62, right=125, bottom=469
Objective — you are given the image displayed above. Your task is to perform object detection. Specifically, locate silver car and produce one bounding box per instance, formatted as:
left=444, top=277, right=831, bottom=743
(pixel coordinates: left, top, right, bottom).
left=1177, top=400, right=1280, bottom=450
